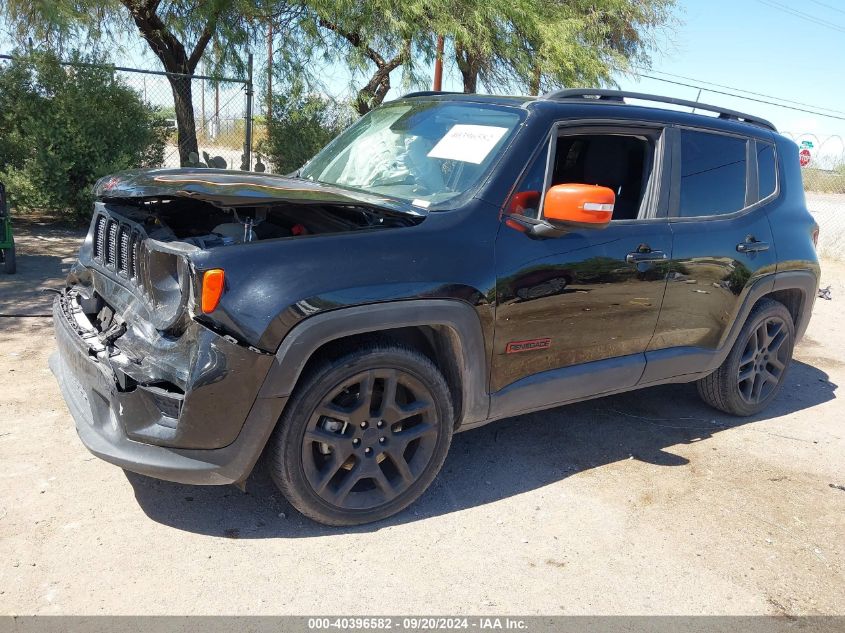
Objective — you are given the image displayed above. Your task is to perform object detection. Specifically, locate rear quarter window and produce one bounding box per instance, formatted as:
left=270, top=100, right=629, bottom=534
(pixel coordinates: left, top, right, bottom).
left=679, top=130, right=748, bottom=217
left=757, top=142, right=777, bottom=200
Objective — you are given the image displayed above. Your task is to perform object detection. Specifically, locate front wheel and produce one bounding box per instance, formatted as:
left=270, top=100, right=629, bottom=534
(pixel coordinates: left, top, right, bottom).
left=697, top=298, right=795, bottom=416
left=269, top=344, right=454, bottom=526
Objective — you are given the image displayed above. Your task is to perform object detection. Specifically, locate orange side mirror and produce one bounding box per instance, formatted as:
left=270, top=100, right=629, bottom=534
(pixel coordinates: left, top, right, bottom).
left=543, top=184, right=615, bottom=229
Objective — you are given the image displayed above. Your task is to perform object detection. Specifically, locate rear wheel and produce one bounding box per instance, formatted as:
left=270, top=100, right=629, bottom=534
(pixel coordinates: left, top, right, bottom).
left=269, top=345, right=454, bottom=526
left=697, top=298, right=794, bottom=416
left=1, top=239, right=15, bottom=274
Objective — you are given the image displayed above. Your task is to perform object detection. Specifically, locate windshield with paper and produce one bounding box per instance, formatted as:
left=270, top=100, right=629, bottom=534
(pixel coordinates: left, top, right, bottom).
left=299, top=101, right=523, bottom=207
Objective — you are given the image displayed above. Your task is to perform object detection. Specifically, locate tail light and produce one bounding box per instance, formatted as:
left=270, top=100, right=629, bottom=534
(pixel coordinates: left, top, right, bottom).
left=201, top=269, right=225, bottom=313
left=812, top=227, right=820, bottom=249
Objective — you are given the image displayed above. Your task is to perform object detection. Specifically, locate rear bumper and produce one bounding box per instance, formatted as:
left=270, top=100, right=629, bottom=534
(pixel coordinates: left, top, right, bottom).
left=50, top=294, right=288, bottom=485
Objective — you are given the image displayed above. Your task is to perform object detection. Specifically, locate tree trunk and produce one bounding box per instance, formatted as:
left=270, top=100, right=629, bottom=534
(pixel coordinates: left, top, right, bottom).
left=354, top=73, right=391, bottom=116
left=168, top=74, right=199, bottom=165
left=120, top=0, right=221, bottom=167
left=455, top=44, right=479, bottom=93
left=317, top=20, right=408, bottom=116
left=529, top=64, right=542, bottom=96
left=461, top=68, right=478, bottom=93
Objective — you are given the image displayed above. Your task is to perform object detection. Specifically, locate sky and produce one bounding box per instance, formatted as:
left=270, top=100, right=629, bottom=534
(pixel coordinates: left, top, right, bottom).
left=614, top=0, right=845, bottom=142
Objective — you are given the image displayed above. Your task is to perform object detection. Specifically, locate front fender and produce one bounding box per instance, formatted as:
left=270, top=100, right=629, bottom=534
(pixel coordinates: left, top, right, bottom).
left=256, top=299, right=490, bottom=426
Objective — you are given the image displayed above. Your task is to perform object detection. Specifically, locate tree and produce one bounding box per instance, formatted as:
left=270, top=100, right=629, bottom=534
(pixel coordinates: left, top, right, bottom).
left=290, top=0, right=426, bottom=116
left=261, top=81, right=354, bottom=173
left=0, top=51, right=168, bottom=216
left=280, top=0, right=675, bottom=118
left=3, top=0, right=678, bottom=170
left=439, top=0, right=676, bottom=95
left=1, top=0, right=262, bottom=164
left=317, top=17, right=410, bottom=115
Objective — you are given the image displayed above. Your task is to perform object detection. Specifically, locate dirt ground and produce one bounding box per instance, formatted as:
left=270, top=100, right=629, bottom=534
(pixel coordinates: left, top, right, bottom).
left=0, top=218, right=843, bottom=616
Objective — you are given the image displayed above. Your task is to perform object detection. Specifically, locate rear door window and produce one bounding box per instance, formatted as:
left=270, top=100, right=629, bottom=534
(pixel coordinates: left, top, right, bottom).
left=679, top=130, right=748, bottom=217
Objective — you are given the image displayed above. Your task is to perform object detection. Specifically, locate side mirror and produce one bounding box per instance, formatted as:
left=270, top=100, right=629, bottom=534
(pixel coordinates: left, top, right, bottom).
left=543, top=184, right=615, bottom=230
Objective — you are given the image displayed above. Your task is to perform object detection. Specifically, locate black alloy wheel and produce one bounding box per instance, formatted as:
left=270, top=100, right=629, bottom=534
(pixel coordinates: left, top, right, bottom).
left=697, top=298, right=795, bottom=416
left=302, top=368, right=440, bottom=509
left=736, top=316, right=790, bottom=406
left=270, top=345, right=454, bottom=526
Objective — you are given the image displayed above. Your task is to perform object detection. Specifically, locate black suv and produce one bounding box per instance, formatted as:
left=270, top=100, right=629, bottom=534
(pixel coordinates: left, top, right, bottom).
left=51, top=90, right=820, bottom=525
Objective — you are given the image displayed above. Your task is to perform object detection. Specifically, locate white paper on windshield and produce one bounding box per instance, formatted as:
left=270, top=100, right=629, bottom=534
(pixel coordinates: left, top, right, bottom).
left=427, top=124, right=509, bottom=164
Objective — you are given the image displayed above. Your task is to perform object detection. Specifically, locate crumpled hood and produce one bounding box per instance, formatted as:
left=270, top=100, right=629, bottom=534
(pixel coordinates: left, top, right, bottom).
left=93, top=168, right=423, bottom=215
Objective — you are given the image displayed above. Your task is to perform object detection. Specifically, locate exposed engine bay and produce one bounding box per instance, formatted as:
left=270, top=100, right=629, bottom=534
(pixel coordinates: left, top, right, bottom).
left=106, top=196, right=419, bottom=249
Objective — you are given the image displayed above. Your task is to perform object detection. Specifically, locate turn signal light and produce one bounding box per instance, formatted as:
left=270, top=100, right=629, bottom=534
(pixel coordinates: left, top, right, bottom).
left=201, top=269, right=225, bottom=313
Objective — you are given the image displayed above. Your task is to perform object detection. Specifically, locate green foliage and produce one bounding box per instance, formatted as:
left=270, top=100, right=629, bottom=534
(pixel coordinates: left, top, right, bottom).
left=0, top=0, right=265, bottom=76
left=2, top=0, right=270, bottom=164
left=2, top=0, right=679, bottom=173
left=0, top=51, right=168, bottom=217
left=290, top=0, right=676, bottom=102
left=261, top=84, right=356, bottom=175
left=428, top=0, right=677, bottom=94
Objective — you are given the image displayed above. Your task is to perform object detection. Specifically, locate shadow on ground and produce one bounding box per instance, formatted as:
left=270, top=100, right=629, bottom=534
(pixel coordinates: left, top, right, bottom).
left=126, top=359, right=837, bottom=539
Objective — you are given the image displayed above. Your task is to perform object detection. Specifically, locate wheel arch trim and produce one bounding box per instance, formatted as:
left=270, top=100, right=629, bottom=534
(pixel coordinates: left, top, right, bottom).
left=257, top=300, right=490, bottom=426
left=769, top=270, right=818, bottom=344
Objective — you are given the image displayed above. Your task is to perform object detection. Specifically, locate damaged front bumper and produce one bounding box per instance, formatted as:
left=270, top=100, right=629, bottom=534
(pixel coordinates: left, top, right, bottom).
left=50, top=289, right=288, bottom=485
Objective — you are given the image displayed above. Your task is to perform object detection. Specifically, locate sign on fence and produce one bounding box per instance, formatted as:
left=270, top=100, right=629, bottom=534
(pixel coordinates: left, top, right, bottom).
left=799, top=148, right=812, bottom=167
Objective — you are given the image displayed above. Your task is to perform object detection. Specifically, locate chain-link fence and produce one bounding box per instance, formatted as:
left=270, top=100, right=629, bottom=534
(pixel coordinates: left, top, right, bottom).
left=115, top=62, right=254, bottom=170
left=784, top=133, right=845, bottom=262
left=0, top=53, right=256, bottom=171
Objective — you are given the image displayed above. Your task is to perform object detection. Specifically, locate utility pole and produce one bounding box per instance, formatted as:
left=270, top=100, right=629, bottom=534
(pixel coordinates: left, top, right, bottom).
left=200, top=63, right=206, bottom=143
left=433, top=35, right=444, bottom=91
left=215, top=81, right=220, bottom=139
left=244, top=52, right=254, bottom=171
left=267, top=19, right=273, bottom=123
left=692, top=88, right=702, bottom=114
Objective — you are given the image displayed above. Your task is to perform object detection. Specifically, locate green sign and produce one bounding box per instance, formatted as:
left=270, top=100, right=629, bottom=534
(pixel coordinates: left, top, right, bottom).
left=801, top=140, right=814, bottom=149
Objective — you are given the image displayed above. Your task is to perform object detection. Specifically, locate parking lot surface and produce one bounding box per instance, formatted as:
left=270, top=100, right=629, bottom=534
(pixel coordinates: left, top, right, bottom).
left=1, top=219, right=843, bottom=615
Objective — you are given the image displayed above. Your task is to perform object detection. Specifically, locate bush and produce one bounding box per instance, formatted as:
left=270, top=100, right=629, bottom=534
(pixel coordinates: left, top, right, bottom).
left=261, top=84, right=356, bottom=175
left=0, top=51, right=169, bottom=218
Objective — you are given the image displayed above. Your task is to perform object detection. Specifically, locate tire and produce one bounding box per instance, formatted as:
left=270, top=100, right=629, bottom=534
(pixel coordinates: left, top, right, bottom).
left=697, top=298, right=795, bottom=416
left=1, top=240, right=14, bottom=274
left=269, top=344, right=455, bottom=526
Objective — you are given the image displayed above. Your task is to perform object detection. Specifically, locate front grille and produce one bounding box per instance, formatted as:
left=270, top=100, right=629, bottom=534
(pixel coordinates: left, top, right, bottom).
left=107, top=221, right=119, bottom=266
left=93, top=216, right=107, bottom=260
left=92, top=213, right=144, bottom=279
left=119, top=226, right=131, bottom=273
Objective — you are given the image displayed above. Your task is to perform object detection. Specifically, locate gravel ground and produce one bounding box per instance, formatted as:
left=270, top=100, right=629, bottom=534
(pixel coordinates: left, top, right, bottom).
left=0, top=218, right=843, bottom=615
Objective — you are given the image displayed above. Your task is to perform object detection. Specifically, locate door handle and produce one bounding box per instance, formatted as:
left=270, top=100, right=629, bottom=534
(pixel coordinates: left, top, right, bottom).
left=736, top=239, right=770, bottom=254
left=626, top=250, right=668, bottom=264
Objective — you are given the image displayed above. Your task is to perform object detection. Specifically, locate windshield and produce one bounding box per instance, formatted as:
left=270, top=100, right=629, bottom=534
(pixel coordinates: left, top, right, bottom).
left=299, top=100, right=524, bottom=207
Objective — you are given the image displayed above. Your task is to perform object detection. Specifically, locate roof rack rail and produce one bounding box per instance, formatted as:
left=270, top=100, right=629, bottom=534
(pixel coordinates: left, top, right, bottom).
left=539, top=89, right=777, bottom=132
left=401, top=90, right=463, bottom=99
